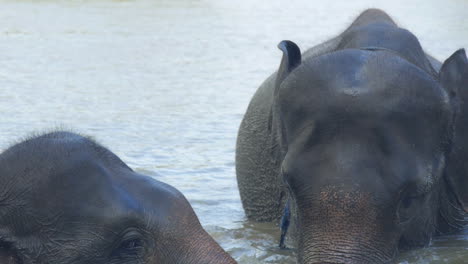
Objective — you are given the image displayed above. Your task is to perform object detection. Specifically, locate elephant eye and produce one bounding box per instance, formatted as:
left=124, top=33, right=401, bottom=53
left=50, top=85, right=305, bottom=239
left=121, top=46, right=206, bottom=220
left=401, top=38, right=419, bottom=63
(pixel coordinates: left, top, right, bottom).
left=398, top=191, right=425, bottom=224
left=111, top=230, right=146, bottom=259
left=401, top=195, right=413, bottom=209
left=398, top=196, right=415, bottom=224
left=120, top=238, right=143, bottom=251
left=0, top=242, right=21, bottom=264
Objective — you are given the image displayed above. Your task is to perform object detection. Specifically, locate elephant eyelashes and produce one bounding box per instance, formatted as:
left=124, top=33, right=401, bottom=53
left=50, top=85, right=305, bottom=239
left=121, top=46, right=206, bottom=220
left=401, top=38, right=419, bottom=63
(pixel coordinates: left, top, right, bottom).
left=401, top=195, right=413, bottom=209
left=398, top=192, right=425, bottom=224
left=119, top=238, right=143, bottom=252
left=110, top=230, right=146, bottom=261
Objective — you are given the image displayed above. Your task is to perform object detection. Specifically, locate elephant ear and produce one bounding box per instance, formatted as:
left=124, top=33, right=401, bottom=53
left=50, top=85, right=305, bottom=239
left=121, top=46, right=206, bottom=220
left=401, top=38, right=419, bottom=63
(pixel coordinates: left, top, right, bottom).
left=269, top=40, right=301, bottom=156
left=440, top=49, right=467, bottom=97
left=441, top=49, right=468, bottom=212
left=275, top=40, right=302, bottom=95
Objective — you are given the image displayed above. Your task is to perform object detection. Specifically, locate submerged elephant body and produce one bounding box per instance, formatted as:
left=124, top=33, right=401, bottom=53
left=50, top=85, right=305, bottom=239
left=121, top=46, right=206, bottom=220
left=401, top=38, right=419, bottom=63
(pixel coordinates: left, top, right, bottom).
left=0, top=131, right=236, bottom=264
left=236, top=9, right=468, bottom=263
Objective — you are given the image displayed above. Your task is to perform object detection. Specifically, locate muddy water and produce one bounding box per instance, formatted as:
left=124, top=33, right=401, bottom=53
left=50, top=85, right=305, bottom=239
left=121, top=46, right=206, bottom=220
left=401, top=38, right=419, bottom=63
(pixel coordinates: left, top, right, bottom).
left=0, top=0, right=467, bottom=263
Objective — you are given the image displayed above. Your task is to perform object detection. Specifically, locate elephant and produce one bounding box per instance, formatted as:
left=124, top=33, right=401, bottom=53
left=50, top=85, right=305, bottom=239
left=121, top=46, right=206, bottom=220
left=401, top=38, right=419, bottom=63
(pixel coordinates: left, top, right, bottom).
left=0, top=131, right=237, bottom=264
left=236, top=8, right=468, bottom=264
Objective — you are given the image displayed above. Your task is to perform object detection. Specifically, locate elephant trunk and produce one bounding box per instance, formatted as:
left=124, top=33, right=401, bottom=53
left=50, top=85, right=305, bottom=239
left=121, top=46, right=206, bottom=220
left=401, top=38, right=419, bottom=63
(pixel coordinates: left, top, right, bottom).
left=159, top=195, right=237, bottom=264
left=298, top=232, right=394, bottom=264
left=185, top=230, right=237, bottom=264
left=160, top=227, right=236, bottom=264
left=295, top=189, right=398, bottom=264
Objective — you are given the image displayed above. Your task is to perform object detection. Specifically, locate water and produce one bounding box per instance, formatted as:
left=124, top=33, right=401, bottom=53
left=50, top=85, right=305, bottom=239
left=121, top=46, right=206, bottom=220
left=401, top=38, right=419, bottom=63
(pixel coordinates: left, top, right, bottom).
left=0, top=0, right=467, bottom=263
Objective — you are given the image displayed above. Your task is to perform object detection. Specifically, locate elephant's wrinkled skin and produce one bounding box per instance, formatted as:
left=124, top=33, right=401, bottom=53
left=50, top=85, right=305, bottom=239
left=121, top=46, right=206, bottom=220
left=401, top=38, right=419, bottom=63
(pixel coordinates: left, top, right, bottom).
left=0, top=131, right=236, bottom=264
left=236, top=9, right=468, bottom=264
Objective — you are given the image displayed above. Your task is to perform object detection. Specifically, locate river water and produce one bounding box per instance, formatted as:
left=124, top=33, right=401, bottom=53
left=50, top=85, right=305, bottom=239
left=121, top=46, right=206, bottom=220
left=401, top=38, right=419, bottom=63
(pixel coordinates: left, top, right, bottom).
left=0, top=0, right=467, bottom=263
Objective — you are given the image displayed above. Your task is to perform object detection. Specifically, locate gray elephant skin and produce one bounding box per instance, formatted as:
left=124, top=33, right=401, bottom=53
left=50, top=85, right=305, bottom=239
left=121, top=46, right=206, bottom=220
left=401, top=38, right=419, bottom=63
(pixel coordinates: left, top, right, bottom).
left=236, top=9, right=468, bottom=264
left=0, top=131, right=236, bottom=264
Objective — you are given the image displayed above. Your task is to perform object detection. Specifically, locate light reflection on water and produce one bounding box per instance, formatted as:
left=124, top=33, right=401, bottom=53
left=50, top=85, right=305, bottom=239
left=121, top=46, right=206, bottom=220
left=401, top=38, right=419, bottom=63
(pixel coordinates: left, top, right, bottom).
left=0, top=0, right=467, bottom=263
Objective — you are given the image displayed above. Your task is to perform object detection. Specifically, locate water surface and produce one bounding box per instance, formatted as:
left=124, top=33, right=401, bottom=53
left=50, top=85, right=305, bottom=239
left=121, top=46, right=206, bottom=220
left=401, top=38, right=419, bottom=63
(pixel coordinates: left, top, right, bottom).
left=0, top=0, right=467, bottom=263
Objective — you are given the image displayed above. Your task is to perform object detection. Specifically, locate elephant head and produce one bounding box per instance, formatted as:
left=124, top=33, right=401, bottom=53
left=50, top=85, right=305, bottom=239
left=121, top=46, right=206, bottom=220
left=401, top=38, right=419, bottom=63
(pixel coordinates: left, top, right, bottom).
left=0, top=131, right=236, bottom=264
left=273, top=41, right=468, bottom=263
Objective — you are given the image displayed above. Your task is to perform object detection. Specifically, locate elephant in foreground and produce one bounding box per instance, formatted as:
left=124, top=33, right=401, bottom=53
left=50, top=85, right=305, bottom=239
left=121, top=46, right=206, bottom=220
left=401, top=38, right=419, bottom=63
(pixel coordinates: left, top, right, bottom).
left=0, top=131, right=236, bottom=264
left=236, top=8, right=468, bottom=264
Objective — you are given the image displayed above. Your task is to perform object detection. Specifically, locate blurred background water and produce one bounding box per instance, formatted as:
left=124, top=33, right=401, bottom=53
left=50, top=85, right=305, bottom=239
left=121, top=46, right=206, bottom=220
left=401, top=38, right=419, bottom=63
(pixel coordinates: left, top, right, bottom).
left=0, top=0, right=467, bottom=263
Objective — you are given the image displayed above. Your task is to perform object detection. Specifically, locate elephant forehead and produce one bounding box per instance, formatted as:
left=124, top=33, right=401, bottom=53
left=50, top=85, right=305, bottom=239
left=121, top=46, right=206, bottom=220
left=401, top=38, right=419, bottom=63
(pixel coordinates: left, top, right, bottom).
left=0, top=133, right=182, bottom=228
left=0, top=160, right=150, bottom=240
left=0, top=164, right=137, bottom=230
left=0, top=133, right=137, bottom=214
left=279, top=49, right=449, bottom=120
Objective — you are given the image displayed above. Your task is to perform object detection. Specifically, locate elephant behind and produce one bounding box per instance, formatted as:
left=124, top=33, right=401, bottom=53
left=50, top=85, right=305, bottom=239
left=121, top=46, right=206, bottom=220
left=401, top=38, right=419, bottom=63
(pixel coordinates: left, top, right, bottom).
left=236, top=9, right=468, bottom=264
